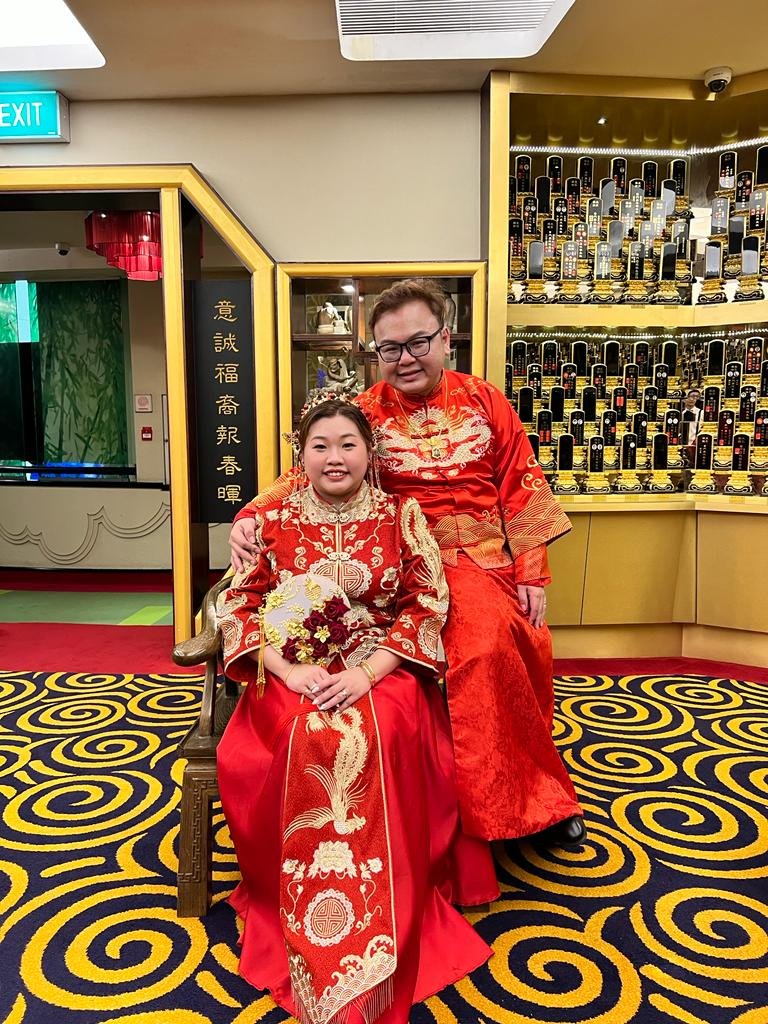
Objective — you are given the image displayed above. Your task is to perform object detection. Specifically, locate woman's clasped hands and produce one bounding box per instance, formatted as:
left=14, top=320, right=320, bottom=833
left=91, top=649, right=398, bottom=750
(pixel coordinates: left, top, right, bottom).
left=284, top=663, right=372, bottom=712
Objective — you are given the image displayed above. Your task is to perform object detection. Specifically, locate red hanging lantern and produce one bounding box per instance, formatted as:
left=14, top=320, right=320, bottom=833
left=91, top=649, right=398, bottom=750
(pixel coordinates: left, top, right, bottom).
left=85, top=210, right=162, bottom=281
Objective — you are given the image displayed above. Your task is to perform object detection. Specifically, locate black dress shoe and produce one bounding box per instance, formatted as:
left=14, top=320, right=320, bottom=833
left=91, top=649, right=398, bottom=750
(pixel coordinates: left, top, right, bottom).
left=542, top=815, right=587, bottom=848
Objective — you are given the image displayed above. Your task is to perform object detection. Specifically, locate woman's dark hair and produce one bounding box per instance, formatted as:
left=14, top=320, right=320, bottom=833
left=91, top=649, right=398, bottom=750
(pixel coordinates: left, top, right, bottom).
left=298, top=399, right=374, bottom=452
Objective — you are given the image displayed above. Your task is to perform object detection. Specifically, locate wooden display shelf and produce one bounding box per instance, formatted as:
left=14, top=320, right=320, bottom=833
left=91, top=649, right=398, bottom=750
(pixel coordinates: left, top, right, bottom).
left=507, top=299, right=768, bottom=330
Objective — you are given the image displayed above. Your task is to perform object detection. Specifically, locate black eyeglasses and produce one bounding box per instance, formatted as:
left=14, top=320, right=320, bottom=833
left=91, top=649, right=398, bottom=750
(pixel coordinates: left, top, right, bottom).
left=374, top=326, right=443, bottom=364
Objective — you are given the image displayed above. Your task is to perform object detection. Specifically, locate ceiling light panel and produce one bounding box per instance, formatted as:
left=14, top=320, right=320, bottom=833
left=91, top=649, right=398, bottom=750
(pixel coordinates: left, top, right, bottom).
left=0, top=0, right=104, bottom=72
left=336, top=0, right=576, bottom=60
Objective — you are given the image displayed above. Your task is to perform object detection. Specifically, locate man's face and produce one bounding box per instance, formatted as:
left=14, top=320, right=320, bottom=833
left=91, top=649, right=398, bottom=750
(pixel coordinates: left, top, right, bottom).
left=373, top=300, right=451, bottom=398
left=685, top=391, right=700, bottom=409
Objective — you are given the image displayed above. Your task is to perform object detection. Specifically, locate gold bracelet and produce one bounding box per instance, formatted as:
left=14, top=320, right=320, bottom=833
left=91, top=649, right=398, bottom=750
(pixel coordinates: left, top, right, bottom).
left=284, top=664, right=299, bottom=686
left=358, top=660, right=376, bottom=687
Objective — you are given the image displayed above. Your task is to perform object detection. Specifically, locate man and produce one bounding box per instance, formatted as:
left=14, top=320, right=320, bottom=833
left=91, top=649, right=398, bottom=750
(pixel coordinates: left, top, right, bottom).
left=681, top=388, right=704, bottom=445
left=230, top=278, right=584, bottom=847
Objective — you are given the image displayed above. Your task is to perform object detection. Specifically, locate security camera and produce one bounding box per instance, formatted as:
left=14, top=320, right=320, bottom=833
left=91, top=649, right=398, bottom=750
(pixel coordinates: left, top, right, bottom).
left=54, top=243, right=70, bottom=256
left=704, top=66, right=733, bottom=94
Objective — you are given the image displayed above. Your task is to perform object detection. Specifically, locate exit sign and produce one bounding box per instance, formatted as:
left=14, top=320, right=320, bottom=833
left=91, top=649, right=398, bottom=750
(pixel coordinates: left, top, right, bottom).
left=0, top=91, right=69, bottom=143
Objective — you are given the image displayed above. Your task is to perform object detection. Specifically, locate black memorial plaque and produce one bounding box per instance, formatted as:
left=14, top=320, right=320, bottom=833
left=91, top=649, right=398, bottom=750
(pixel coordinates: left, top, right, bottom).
left=620, top=200, right=636, bottom=240
left=629, top=179, right=645, bottom=217
left=661, top=179, right=677, bottom=218
left=671, top=221, right=689, bottom=258
left=624, top=363, right=639, bottom=399
left=542, top=218, right=557, bottom=257
left=718, top=409, right=735, bottom=446
left=695, top=433, right=713, bottom=470
left=652, top=432, right=669, bottom=470
left=535, top=175, right=552, bottom=216
left=561, top=362, right=578, bottom=397
left=728, top=218, right=745, bottom=256
left=639, top=221, right=655, bottom=261
left=566, top=177, right=581, bottom=218
left=527, top=432, right=540, bottom=460
left=742, top=235, right=760, bottom=276
left=739, top=386, right=757, bottom=423
left=193, top=279, right=257, bottom=524
left=662, top=341, right=679, bottom=375
left=650, top=200, right=667, bottom=239
left=724, top=361, right=742, bottom=399
left=745, top=337, right=764, bottom=374
left=669, top=158, right=687, bottom=196
left=643, top=160, right=659, bottom=198
left=707, top=339, right=725, bottom=376
left=736, top=170, right=754, bottom=210
left=573, top=221, right=589, bottom=258
left=754, top=409, right=768, bottom=446
left=571, top=340, right=588, bottom=376
left=600, top=177, right=616, bottom=215
left=613, top=385, right=628, bottom=422
left=582, top=385, right=597, bottom=422
left=516, top=154, right=532, bottom=193
left=578, top=156, right=595, bottom=195
left=523, top=196, right=539, bottom=236
left=511, top=340, right=527, bottom=376
left=547, top=155, right=564, bottom=194
left=628, top=241, right=645, bottom=280
left=634, top=341, right=651, bottom=377
left=608, top=219, right=625, bottom=257
left=633, top=411, right=649, bottom=447
left=557, top=433, right=575, bottom=471
left=732, top=433, right=750, bottom=471
left=554, top=197, right=569, bottom=236
left=761, top=360, right=768, bottom=397
left=549, top=385, right=566, bottom=422
left=749, top=190, right=766, bottom=234
left=518, top=385, right=535, bottom=423
left=660, top=242, right=677, bottom=282
left=664, top=409, right=681, bottom=444
left=602, top=410, right=617, bottom=446
left=703, top=385, right=721, bottom=422
left=643, top=385, right=658, bottom=420
left=527, top=363, right=543, bottom=398
left=719, top=151, right=737, bottom=191
left=603, top=341, right=620, bottom=375
left=611, top=156, right=628, bottom=196
left=711, top=198, right=729, bottom=236
left=592, top=363, right=608, bottom=398
left=654, top=363, right=669, bottom=398
left=537, top=409, right=553, bottom=445
left=587, top=198, right=603, bottom=238
left=509, top=218, right=524, bottom=258
left=589, top=435, right=605, bottom=472
left=621, top=432, right=638, bottom=470
left=756, top=145, right=768, bottom=188
left=508, top=175, right=518, bottom=214
left=542, top=341, right=559, bottom=375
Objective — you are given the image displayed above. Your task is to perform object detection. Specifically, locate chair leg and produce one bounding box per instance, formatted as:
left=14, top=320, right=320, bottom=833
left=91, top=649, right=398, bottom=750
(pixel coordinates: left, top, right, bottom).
left=177, top=763, right=218, bottom=917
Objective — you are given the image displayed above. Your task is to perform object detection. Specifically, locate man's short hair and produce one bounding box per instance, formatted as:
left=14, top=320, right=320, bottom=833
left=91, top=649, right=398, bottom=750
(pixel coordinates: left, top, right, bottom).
left=369, top=278, right=449, bottom=336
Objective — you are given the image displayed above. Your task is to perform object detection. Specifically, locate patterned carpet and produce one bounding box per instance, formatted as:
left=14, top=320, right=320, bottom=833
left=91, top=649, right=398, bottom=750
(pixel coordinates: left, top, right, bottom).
left=1, top=669, right=767, bottom=1024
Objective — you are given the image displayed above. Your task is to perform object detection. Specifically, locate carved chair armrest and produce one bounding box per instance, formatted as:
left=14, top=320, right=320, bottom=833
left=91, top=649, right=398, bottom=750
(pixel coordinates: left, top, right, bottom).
left=172, top=576, right=232, bottom=666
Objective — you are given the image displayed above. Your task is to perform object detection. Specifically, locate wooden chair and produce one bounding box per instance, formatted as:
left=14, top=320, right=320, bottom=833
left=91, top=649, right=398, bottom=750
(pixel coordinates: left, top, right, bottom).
left=171, top=576, right=239, bottom=917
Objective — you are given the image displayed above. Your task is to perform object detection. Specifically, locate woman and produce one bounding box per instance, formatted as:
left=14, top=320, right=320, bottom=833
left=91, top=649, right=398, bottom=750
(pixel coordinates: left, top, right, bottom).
left=217, top=398, right=498, bottom=1024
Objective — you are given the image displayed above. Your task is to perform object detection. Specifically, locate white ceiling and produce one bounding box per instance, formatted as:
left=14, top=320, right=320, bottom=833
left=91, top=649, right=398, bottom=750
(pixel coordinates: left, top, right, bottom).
left=0, top=0, right=766, bottom=102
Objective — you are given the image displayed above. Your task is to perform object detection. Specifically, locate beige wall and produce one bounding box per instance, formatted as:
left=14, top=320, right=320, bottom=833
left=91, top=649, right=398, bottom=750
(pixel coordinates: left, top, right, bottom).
left=1, top=94, right=481, bottom=262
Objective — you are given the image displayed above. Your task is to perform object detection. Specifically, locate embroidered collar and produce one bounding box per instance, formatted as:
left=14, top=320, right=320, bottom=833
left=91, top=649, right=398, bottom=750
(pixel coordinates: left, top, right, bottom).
left=297, top=482, right=373, bottom=525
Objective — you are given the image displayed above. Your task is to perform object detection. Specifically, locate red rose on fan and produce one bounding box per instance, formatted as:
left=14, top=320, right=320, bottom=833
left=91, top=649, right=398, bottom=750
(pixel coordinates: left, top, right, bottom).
left=328, top=620, right=349, bottom=645
left=305, top=610, right=325, bottom=633
left=283, top=637, right=299, bottom=662
left=325, top=596, right=348, bottom=620
left=311, top=637, right=328, bottom=659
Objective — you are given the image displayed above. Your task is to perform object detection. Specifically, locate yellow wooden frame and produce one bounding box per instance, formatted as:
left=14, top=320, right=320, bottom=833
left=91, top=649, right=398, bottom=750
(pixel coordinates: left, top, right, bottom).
left=276, top=262, right=487, bottom=471
left=0, top=164, right=276, bottom=642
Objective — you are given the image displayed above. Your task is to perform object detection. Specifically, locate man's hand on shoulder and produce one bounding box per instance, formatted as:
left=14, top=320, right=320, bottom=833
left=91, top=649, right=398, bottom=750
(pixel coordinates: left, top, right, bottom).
left=229, top=518, right=257, bottom=572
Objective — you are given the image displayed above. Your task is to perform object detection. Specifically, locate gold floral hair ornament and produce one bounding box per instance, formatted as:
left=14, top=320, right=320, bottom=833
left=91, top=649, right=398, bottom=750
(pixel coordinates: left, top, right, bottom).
left=281, top=388, right=359, bottom=458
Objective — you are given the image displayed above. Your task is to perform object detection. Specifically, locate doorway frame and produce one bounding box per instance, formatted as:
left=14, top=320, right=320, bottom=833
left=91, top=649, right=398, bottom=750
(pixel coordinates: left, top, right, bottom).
left=0, top=164, right=276, bottom=641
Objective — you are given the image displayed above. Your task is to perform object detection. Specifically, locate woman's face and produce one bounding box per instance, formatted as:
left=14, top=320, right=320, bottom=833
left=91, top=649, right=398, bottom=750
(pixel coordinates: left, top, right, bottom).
left=302, top=414, right=370, bottom=503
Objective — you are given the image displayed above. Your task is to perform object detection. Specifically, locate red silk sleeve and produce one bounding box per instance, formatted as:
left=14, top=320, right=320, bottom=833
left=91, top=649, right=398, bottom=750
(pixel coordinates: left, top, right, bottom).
left=379, top=498, right=449, bottom=674
left=218, top=516, right=272, bottom=683
left=485, top=384, right=572, bottom=558
left=511, top=543, right=552, bottom=587
left=233, top=468, right=302, bottom=522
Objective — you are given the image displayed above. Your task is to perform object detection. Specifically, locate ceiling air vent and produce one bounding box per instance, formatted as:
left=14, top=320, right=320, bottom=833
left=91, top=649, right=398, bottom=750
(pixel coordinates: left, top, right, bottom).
left=335, top=0, right=576, bottom=61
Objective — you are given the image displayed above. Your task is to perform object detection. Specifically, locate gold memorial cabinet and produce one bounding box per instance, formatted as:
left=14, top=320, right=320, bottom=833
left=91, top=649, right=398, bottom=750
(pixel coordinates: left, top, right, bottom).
left=482, top=73, right=768, bottom=663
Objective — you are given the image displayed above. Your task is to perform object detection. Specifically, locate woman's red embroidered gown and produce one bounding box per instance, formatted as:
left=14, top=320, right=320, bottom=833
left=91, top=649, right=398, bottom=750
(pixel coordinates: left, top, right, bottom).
left=218, top=484, right=497, bottom=1024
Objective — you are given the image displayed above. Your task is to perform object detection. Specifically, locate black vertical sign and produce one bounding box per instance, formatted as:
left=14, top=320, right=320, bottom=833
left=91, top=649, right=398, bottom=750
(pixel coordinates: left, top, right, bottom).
left=193, top=280, right=257, bottom=523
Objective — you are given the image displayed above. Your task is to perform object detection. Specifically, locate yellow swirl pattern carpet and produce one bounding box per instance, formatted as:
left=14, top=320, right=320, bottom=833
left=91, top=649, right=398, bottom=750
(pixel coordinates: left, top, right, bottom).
left=1, top=669, right=767, bottom=1024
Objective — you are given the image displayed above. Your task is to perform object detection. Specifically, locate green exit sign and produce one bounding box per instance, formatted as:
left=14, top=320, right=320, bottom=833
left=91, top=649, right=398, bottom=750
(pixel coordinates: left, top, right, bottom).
left=0, top=91, right=69, bottom=143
